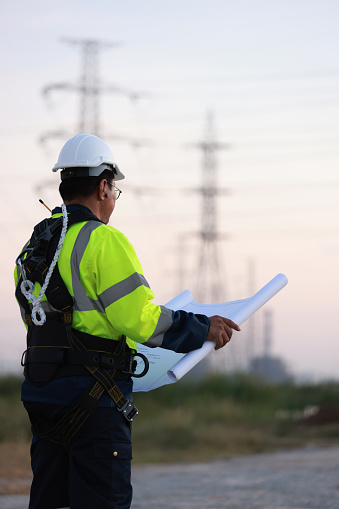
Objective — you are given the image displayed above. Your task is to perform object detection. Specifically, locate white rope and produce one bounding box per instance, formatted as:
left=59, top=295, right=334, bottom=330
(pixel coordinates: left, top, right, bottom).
left=20, top=203, right=68, bottom=326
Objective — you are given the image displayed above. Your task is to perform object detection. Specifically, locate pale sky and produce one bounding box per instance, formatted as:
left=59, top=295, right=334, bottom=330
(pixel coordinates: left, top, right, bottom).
left=1, top=0, right=339, bottom=380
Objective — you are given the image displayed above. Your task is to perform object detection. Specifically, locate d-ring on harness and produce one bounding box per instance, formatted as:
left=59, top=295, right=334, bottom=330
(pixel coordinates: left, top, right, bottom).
left=123, top=352, right=149, bottom=378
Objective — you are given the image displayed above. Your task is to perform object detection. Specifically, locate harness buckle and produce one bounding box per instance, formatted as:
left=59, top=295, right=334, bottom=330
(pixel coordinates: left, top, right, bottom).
left=118, top=400, right=139, bottom=422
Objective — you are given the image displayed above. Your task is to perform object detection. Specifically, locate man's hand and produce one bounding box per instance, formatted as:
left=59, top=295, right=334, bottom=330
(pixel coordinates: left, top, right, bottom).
left=206, top=316, right=241, bottom=350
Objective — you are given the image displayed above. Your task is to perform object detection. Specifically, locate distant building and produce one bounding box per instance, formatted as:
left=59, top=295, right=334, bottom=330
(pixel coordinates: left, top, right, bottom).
left=249, top=355, right=291, bottom=383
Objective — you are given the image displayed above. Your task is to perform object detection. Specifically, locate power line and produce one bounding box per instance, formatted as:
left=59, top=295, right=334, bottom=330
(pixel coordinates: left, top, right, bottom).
left=134, top=68, right=339, bottom=85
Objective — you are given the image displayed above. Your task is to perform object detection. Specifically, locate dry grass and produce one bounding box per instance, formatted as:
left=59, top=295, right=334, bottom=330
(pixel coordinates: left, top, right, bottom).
left=0, top=441, right=31, bottom=495
left=1, top=374, right=339, bottom=494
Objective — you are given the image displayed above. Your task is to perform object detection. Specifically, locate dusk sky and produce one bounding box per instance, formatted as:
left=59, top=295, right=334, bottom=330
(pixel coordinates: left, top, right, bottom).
left=1, top=0, right=339, bottom=380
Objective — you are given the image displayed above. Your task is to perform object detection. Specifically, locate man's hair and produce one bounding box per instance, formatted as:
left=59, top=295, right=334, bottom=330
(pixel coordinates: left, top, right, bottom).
left=59, top=169, right=113, bottom=201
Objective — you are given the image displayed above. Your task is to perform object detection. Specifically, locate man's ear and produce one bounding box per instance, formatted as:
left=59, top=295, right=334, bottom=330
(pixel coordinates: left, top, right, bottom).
left=98, top=179, right=106, bottom=201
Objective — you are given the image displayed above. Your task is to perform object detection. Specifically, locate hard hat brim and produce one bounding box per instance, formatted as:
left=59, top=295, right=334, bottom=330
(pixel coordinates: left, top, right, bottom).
left=59, top=163, right=125, bottom=181
left=86, top=164, right=125, bottom=181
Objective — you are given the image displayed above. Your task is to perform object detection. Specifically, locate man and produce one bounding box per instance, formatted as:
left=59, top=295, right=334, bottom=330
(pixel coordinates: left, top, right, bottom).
left=15, top=133, right=240, bottom=509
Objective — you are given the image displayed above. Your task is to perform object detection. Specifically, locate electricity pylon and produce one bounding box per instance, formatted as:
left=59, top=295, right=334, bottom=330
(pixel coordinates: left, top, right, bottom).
left=40, top=37, right=146, bottom=143
left=37, top=38, right=151, bottom=195
left=183, top=111, right=232, bottom=376
left=193, top=110, right=230, bottom=304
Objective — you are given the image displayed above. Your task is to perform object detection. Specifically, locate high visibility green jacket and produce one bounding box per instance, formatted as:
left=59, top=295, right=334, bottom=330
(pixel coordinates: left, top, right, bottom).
left=15, top=204, right=210, bottom=356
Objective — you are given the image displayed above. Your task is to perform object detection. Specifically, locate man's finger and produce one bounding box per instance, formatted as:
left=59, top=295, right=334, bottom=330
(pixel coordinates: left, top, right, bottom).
left=222, top=317, right=241, bottom=332
left=224, top=324, right=233, bottom=340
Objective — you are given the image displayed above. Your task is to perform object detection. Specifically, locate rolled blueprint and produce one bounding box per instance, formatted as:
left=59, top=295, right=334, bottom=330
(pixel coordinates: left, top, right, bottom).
left=167, top=273, right=288, bottom=382
left=165, top=290, right=193, bottom=311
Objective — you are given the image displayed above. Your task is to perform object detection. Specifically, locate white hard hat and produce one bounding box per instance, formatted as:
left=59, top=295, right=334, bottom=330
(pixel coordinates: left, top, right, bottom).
left=52, top=133, right=125, bottom=181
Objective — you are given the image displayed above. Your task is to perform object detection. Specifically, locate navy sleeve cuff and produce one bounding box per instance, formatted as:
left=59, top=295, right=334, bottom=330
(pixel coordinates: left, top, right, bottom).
left=161, top=310, right=210, bottom=353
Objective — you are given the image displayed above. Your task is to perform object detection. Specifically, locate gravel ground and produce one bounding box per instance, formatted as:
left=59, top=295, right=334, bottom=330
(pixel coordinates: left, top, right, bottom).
left=1, top=446, right=338, bottom=509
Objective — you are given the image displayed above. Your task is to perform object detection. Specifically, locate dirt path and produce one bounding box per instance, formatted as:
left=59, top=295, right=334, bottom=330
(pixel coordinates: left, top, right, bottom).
left=1, top=446, right=338, bottom=508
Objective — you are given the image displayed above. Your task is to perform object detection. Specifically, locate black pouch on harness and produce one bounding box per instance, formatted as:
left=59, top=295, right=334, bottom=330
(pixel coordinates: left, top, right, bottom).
left=15, top=208, right=100, bottom=315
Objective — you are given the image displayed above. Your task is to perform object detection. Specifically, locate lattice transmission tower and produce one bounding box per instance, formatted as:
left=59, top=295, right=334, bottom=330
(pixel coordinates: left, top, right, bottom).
left=193, top=110, right=229, bottom=304
left=40, top=37, right=144, bottom=143
left=72, top=38, right=107, bottom=135
left=182, top=111, right=234, bottom=376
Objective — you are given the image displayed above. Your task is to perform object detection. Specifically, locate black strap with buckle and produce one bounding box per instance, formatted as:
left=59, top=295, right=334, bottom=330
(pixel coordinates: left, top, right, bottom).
left=22, top=345, right=149, bottom=380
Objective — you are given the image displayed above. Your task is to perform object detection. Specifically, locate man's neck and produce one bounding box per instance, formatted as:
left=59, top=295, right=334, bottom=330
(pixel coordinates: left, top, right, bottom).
left=64, top=197, right=102, bottom=221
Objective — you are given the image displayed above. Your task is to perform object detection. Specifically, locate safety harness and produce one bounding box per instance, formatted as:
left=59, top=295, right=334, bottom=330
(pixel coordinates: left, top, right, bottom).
left=15, top=206, right=148, bottom=448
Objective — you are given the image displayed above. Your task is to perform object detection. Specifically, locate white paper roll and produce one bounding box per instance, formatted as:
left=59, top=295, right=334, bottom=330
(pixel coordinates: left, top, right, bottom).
left=167, top=273, right=288, bottom=382
left=164, top=290, right=193, bottom=311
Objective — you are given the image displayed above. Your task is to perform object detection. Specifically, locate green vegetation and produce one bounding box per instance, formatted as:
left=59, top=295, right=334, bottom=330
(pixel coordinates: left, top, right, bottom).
left=1, top=374, right=339, bottom=464
left=132, top=374, right=339, bottom=463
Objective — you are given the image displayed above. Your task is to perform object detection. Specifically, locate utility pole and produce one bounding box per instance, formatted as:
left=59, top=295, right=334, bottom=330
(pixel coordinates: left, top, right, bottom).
left=263, top=309, right=273, bottom=358
left=246, top=257, right=257, bottom=370
left=262, top=308, right=273, bottom=380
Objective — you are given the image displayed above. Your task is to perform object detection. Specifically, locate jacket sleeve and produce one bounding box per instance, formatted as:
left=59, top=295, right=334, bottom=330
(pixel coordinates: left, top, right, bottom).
left=160, top=310, right=210, bottom=353
left=88, top=226, right=210, bottom=353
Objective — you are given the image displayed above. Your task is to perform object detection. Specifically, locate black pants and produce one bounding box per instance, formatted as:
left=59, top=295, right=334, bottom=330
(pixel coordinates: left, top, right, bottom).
left=24, top=402, right=133, bottom=509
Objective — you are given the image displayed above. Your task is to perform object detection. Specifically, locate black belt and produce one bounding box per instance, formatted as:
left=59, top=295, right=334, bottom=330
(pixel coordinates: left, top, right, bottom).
left=22, top=346, right=149, bottom=378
